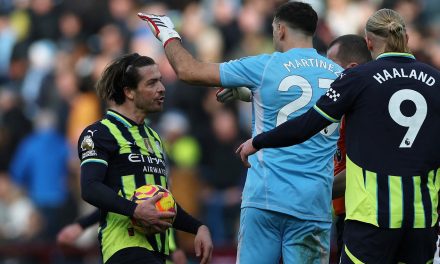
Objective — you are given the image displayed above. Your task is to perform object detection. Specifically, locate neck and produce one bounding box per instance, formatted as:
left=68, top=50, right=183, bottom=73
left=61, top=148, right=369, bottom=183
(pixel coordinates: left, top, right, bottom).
left=281, top=34, right=313, bottom=52
left=371, top=47, right=385, bottom=60
left=110, top=103, right=146, bottom=125
left=366, top=32, right=386, bottom=59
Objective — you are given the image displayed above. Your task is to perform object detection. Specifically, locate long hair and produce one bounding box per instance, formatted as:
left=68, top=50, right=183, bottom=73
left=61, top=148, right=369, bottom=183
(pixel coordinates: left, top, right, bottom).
left=96, top=53, right=155, bottom=105
left=366, top=9, right=410, bottom=53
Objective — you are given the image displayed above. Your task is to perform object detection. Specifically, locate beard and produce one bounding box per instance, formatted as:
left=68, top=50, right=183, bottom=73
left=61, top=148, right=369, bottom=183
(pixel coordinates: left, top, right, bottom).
left=135, top=99, right=163, bottom=115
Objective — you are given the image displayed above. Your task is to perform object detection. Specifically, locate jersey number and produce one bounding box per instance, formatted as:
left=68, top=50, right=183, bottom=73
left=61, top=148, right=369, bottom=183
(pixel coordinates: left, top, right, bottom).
left=276, top=75, right=338, bottom=136
left=388, top=89, right=427, bottom=148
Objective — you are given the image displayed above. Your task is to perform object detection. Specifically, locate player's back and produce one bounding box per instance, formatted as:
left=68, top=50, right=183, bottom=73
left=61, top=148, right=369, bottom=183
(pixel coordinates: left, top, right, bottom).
left=245, top=48, right=343, bottom=221
left=344, top=54, right=440, bottom=176
left=339, top=53, right=440, bottom=228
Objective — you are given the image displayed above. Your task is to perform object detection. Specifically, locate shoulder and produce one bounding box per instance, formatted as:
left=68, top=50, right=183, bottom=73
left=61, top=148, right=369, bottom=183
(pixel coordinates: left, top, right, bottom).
left=222, top=53, right=273, bottom=66
left=78, top=120, right=113, bottom=147
left=414, top=60, right=440, bottom=75
left=343, top=61, right=376, bottom=77
left=331, top=65, right=367, bottom=89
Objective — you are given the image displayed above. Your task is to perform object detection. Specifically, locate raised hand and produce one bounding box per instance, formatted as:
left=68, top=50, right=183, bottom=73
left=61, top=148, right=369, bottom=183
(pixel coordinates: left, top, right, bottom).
left=137, top=13, right=181, bottom=47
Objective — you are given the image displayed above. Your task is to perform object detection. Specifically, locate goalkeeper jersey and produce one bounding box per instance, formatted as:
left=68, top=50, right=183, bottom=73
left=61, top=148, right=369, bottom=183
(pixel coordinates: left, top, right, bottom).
left=78, top=110, right=171, bottom=262
left=314, top=53, right=440, bottom=228
left=220, top=48, right=343, bottom=222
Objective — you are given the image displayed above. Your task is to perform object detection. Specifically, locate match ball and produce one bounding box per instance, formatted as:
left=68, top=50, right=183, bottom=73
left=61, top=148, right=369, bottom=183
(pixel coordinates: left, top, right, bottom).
left=130, top=184, right=177, bottom=234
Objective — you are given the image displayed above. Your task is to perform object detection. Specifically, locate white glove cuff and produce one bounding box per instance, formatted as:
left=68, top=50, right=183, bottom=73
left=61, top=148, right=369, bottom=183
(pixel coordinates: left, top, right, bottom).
left=160, top=29, right=181, bottom=47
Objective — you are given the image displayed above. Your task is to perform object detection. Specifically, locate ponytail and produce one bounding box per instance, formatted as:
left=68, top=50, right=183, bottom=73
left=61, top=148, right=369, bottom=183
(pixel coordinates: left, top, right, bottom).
left=366, top=9, right=409, bottom=53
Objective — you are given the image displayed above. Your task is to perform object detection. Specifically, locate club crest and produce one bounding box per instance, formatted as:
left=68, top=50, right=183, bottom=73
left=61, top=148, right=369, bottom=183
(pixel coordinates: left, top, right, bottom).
left=81, top=135, right=95, bottom=151
left=143, top=138, right=154, bottom=153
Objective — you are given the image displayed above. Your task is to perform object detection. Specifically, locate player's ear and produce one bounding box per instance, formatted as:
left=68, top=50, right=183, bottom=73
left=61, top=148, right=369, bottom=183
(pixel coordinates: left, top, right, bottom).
left=365, top=35, right=374, bottom=51
left=279, top=23, right=286, bottom=41
left=124, top=86, right=135, bottom=101
left=346, top=62, right=358, bottom=69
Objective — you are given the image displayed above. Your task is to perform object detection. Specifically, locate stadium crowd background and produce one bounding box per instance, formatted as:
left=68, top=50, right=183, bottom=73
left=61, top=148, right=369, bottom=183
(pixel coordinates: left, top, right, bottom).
left=0, top=0, right=439, bottom=263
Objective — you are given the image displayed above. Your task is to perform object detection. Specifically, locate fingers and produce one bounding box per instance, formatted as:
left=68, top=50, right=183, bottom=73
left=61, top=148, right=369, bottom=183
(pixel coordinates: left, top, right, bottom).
left=141, top=218, right=172, bottom=231
left=194, top=226, right=213, bottom=264
left=240, top=151, right=251, bottom=168
left=235, top=143, right=243, bottom=154
left=215, top=88, right=224, bottom=97
left=148, top=192, right=164, bottom=203
left=157, top=210, right=176, bottom=219
left=137, top=13, right=160, bottom=37
left=200, top=242, right=213, bottom=264
left=216, top=89, right=234, bottom=103
left=195, top=238, right=201, bottom=258
left=218, top=94, right=233, bottom=103
left=236, top=142, right=251, bottom=168
left=137, top=12, right=148, bottom=20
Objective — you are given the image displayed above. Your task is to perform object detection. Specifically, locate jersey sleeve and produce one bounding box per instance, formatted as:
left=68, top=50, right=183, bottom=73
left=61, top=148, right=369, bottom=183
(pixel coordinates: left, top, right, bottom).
left=78, top=122, right=138, bottom=217
left=313, top=68, right=365, bottom=122
left=219, top=54, right=271, bottom=90
left=77, top=122, right=115, bottom=167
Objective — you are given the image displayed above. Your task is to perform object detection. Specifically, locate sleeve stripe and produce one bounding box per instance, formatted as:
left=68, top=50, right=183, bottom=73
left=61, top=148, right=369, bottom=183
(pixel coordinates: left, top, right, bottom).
left=313, top=105, right=340, bottom=123
left=81, top=159, right=108, bottom=166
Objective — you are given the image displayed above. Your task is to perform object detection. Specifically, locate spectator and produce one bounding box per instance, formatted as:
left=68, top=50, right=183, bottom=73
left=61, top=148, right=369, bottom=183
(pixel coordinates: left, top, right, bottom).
left=9, top=109, right=73, bottom=241
left=0, top=172, right=42, bottom=241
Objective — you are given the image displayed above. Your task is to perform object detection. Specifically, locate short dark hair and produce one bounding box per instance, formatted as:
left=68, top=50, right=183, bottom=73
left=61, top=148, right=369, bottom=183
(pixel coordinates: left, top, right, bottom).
left=96, top=53, right=156, bottom=105
left=328, top=34, right=372, bottom=65
left=274, top=1, right=318, bottom=36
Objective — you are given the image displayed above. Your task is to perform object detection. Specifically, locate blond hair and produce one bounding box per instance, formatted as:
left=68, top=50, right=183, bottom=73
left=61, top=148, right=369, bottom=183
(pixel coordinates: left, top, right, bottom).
left=366, top=9, right=409, bottom=53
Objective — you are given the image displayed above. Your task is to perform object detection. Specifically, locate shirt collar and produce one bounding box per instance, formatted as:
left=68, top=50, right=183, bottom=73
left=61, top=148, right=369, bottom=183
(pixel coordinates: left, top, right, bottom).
left=376, top=52, right=415, bottom=60
left=106, top=109, right=143, bottom=128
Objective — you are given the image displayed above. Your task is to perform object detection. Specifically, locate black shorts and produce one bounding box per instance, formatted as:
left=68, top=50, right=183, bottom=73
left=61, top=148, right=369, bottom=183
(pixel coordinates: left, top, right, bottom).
left=105, top=247, right=166, bottom=264
left=340, top=220, right=437, bottom=264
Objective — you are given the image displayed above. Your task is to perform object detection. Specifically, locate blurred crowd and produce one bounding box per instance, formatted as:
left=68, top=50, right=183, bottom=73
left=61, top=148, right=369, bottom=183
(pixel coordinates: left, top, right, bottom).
left=0, top=0, right=438, bottom=263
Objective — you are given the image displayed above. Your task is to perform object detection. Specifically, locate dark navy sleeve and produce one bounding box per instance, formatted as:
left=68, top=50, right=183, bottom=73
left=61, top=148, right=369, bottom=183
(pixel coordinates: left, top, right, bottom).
left=78, top=123, right=137, bottom=217
left=314, top=68, right=364, bottom=122
left=173, top=203, right=203, bottom=234
left=253, top=108, right=331, bottom=149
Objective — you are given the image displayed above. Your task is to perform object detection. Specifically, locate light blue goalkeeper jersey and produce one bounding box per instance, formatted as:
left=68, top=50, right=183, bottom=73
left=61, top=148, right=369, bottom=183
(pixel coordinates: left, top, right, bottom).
left=220, top=48, right=343, bottom=222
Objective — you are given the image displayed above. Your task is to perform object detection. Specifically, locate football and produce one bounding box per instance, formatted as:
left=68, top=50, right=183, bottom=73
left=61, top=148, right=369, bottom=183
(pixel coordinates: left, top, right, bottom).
left=130, top=184, right=177, bottom=234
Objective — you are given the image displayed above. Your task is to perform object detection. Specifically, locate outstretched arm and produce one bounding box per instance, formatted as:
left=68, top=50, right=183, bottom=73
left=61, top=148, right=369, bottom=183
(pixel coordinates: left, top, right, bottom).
left=164, top=40, right=221, bottom=86
left=237, top=108, right=332, bottom=167
left=138, top=13, right=221, bottom=86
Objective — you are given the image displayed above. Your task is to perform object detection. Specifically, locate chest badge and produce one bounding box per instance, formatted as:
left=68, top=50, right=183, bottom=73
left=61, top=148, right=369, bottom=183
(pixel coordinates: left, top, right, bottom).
left=143, top=138, right=154, bottom=154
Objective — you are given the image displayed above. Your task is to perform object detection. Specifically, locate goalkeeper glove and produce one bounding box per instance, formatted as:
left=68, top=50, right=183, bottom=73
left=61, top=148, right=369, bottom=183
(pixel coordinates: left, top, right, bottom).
left=137, top=13, right=181, bottom=47
left=216, top=87, right=253, bottom=103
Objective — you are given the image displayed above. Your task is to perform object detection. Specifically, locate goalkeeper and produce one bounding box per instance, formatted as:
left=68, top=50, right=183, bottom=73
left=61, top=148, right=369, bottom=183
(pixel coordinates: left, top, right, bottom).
left=138, top=2, right=343, bottom=263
